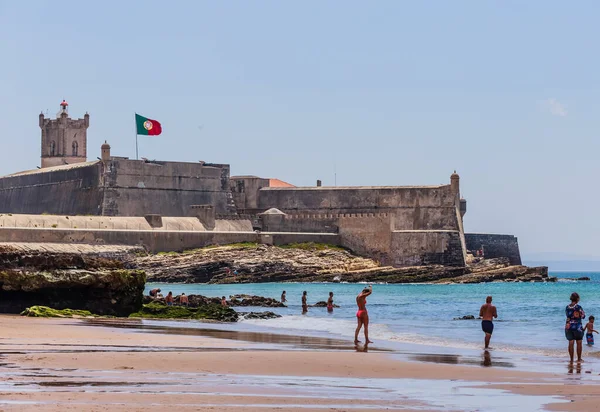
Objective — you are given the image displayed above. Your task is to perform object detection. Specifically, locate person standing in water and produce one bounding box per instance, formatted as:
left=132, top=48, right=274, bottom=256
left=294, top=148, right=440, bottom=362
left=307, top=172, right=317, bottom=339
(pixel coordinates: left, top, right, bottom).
left=565, top=292, right=585, bottom=363
left=355, top=285, right=372, bottom=344
left=479, top=296, right=497, bottom=349
left=281, top=291, right=287, bottom=303
left=327, top=292, right=334, bottom=313
left=302, top=291, right=308, bottom=314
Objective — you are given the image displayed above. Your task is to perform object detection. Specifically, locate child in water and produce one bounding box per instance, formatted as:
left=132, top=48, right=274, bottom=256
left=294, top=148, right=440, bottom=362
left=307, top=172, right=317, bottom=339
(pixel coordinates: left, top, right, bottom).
left=584, top=316, right=599, bottom=345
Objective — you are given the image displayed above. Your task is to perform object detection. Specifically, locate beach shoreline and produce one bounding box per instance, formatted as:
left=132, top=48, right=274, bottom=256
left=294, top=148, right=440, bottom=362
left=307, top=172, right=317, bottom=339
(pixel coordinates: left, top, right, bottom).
left=0, top=315, right=599, bottom=411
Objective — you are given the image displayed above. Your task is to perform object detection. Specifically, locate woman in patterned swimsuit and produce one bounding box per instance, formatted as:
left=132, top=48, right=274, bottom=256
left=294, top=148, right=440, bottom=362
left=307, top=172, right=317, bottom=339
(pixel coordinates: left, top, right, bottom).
left=565, top=292, right=586, bottom=363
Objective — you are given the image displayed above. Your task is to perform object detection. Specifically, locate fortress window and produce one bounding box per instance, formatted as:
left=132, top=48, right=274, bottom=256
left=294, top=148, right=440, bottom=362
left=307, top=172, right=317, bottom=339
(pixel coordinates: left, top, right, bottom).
left=50, top=141, right=56, bottom=156
left=72, top=141, right=78, bottom=156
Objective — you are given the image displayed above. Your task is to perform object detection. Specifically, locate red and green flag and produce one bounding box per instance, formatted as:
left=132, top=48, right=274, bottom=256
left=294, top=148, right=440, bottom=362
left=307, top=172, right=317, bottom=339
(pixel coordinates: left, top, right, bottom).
left=135, top=113, right=162, bottom=136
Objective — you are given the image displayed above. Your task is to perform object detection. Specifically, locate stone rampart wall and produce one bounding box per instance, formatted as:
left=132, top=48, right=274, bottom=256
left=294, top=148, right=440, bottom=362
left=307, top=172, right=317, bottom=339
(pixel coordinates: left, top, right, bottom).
left=101, top=159, right=232, bottom=216
left=0, top=162, right=104, bottom=215
left=0, top=227, right=338, bottom=253
left=465, top=233, right=522, bottom=265
left=258, top=185, right=455, bottom=210
left=391, top=230, right=465, bottom=267
left=256, top=185, right=459, bottom=231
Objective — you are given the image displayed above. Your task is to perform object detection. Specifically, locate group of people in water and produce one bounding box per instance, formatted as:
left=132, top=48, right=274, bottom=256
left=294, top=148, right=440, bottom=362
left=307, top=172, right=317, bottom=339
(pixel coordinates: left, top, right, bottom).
left=281, top=286, right=373, bottom=345
left=479, top=291, right=599, bottom=363
left=151, top=286, right=595, bottom=362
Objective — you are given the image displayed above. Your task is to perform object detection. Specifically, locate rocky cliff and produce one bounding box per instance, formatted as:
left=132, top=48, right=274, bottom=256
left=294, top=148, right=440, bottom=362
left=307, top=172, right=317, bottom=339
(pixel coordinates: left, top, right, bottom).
left=135, top=244, right=550, bottom=284
left=0, top=246, right=146, bottom=316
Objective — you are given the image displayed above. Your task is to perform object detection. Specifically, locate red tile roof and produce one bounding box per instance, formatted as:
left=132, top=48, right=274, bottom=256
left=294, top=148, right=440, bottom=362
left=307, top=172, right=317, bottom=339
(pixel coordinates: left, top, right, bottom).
left=269, top=178, right=295, bottom=188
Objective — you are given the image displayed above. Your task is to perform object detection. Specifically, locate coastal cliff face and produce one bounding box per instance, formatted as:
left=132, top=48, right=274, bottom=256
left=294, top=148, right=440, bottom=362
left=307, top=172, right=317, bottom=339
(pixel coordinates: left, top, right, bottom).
left=135, top=244, right=550, bottom=284
left=0, top=247, right=145, bottom=316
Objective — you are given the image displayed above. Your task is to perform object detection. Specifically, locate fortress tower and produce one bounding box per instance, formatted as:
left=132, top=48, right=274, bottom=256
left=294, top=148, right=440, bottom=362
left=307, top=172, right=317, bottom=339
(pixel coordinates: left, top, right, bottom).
left=39, top=100, right=89, bottom=168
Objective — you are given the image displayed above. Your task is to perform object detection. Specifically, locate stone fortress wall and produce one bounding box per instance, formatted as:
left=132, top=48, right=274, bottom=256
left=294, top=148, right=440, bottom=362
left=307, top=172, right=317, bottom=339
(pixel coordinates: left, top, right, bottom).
left=465, top=233, right=522, bottom=265
left=0, top=158, right=232, bottom=217
left=0, top=101, right=522, bottom=268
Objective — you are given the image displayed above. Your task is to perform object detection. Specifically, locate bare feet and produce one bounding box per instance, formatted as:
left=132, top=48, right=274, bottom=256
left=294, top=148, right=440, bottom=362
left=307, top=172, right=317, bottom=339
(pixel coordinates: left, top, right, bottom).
left=354, top=340, right=361, bottom=344
left=366, top=340, right=373, bottom=344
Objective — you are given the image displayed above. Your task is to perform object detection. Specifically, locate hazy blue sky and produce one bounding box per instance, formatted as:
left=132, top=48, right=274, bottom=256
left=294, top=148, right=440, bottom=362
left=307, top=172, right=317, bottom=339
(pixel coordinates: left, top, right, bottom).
left=0, top=1, right=598, bottom=259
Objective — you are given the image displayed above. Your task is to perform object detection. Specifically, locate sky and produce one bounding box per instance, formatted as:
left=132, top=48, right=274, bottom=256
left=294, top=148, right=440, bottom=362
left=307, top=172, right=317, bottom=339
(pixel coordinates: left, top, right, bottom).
left=0, top=1, right=599, bottom=260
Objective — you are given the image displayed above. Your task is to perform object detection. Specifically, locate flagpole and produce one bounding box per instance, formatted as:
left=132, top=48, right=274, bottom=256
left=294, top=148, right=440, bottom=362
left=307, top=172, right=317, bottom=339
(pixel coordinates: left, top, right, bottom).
left=134, top=113, right=138, bottom=160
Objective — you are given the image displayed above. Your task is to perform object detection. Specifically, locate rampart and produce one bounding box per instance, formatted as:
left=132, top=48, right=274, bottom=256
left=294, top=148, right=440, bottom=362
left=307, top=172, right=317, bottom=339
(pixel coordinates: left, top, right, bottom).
left=260, top=211, right=465, bottom=266
left=0, top=159, right=233, bottom=217
left=465, top=233, right=522, bottom=265
left=256, top=185, right=459, bottom=231
left=101, top=159, right=233, bottom=216
left=0, top=161, right=104, bottom=215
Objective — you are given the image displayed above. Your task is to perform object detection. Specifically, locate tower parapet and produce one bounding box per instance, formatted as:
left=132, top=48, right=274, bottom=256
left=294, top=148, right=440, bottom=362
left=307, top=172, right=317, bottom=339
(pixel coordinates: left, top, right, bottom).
left=39, top=100, right=89, bottom=168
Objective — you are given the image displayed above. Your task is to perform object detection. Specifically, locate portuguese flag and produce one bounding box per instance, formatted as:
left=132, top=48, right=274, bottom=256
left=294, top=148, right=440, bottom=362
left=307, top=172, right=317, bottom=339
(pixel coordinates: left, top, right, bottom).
left=135, top=113, right=162, bottom=136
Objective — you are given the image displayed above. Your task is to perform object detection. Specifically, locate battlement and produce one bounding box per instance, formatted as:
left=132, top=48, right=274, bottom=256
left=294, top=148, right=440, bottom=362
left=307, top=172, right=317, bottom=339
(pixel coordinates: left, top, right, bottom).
left=283, top=212, right=390, bottom=220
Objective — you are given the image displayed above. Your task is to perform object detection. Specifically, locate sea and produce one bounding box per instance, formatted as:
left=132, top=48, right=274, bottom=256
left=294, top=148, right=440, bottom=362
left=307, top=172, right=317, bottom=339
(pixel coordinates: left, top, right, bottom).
left=145, top=271, right=600, bottom=366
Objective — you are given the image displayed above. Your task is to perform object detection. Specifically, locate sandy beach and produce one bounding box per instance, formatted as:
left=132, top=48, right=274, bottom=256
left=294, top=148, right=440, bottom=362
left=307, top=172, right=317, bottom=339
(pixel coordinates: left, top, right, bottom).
left=0, top=316, right=599, bottom=411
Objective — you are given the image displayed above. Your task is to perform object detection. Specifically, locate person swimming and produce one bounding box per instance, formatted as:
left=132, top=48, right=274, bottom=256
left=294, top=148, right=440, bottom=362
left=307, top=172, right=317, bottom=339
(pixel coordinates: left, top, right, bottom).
left=327, top=292, right=334, bottom=313
left=355, top=285, right=372, bottom=344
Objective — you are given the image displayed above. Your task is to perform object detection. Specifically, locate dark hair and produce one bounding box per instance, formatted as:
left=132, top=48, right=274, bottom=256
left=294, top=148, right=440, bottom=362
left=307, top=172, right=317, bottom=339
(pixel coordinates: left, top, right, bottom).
left=181, top=293, right=185, bottom=295
left=486, top=296, right=492, bottom=303
left=283, top=291, right=286, bottom=293
left=329, top=292, right=333, bottom=296
left=570, top=292, right=580, bottom=303
left=590, top=316, right=595, bottom=321
left=222, top=296, right=226, bottom=299
left=303, top=291, right=307, bottom=295
left=168, top=291, right=172, bottom=295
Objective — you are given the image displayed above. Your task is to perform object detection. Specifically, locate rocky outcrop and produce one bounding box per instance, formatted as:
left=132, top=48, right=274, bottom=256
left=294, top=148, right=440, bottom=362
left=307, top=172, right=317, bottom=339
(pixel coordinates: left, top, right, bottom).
left=312, top=301, right=341, bottom=308
left=129, top=301, right=238, bottom=322
left=135, top=245, right=549, bottom=284
left=229, top=294, right=286, bottom=307
left=21, top=306, right=99, bottom=318
left=135, top=244, right=379, bottom=284
left=0, top=247, right=146, bottom=316
left=239, top=311, right=282, bottom=320
left=454, top=315, right=475, bottom=320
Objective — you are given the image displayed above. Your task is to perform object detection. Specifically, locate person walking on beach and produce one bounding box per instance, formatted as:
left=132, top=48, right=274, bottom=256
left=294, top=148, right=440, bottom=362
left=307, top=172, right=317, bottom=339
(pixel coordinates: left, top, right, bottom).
left=479, top=296, right=497, bottom=349
left=327, top=292, right=334, bottom=313
left=165, top=291, right=174, bottom=306
left=355, top=285, right=372, bottom=344
left=565, top=292, right=585, bottom=363
left=281, top=291, right=286, bottom=303
left=302, top=291, right=308, bottom=314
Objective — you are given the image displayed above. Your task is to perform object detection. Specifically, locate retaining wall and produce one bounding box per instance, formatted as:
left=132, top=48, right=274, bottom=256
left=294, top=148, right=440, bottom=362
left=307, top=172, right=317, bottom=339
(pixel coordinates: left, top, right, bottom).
left=391, top=230, right=465, bottom=267
left=465, top=233, right=522, bottom=265
left=0, top=227, right=339, bottom=253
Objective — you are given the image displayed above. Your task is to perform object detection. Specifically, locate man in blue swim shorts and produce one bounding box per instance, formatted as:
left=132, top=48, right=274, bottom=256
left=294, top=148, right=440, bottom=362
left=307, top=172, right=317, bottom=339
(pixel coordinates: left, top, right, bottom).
left=479, top=296, right=498, bottom=349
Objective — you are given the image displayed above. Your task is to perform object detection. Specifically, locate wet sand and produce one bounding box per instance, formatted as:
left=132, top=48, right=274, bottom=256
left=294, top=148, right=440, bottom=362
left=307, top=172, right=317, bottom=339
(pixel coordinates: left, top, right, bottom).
left=0, top=316, right=599, bottom=411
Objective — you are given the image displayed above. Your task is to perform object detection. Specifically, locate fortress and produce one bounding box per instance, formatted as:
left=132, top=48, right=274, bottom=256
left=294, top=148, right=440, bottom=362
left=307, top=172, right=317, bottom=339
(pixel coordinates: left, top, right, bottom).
left=0, top=101, right=522, bottom=267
